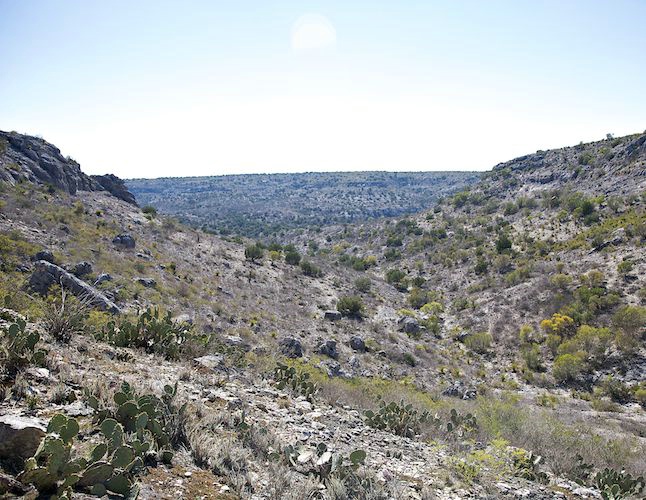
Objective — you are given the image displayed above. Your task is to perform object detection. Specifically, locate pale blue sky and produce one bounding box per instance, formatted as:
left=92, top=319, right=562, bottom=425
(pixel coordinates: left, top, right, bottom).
left=1, top=1, right=645, bottom=178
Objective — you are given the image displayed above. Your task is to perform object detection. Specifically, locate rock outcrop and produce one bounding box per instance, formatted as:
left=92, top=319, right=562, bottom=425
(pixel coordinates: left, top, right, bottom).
left=28, top=260, right=120, bottom=313
left=0, top=130, right=137, bottom=203
left=91, top=173, right=138, bottom=205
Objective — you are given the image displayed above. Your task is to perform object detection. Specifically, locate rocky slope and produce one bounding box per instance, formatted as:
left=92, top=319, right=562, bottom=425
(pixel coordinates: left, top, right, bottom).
left=0, top=131, right=645, bottom=499
left=0, top=131, right=137, bottom=205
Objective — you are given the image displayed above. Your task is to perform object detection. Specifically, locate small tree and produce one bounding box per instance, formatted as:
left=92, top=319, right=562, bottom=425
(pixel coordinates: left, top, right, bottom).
left=285, top=250, right=301, bottom=266
left=496, top=233, right=512, bottom=254
left=300, top=260, right=322, bottom=277
left=337, top=296, right=364, bottom=319
left=244, top=244, right=263, bottom=262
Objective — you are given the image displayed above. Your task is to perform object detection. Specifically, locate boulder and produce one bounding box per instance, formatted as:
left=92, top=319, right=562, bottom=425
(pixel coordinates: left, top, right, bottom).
left=441, top=382, right=477, bottom=400
left=318, top=340, right=338, bottom=359
left=223, top=335, right=251, bottom=352
left=0, top=472, right=30, bottom=495
left=94, top=272, right=113, bottom=285
left=398, top=316, right=420, bottom=334
left=91, top=173, right=138, bottom=205
left=194, top=354, right=225, bottom=371
left=278, top=337, right=303, bottom=358
left=321, top=360, right=343, bottom=378
left=135, top=277, right=156, bottom=288
left=349, top=336, right=366, bottom=352
left=31, top=249, right=55, bottom=264
left=112, top=233, right=135, bottom=249
left=28, top=260, right=120, bottom=313
left=324, top=310, right=342, bottom=321
left=0, top=414, right=46, bottom=463
left=70, top=261, right=92, bottom=277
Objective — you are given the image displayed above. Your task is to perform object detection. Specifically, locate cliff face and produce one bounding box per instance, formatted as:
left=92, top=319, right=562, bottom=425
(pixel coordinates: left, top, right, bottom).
left=0, top=131, right=137, bottom=205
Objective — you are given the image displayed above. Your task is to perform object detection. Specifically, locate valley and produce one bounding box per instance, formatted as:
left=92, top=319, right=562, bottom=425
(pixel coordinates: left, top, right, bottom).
left=0, top=129, right=645, bottom=499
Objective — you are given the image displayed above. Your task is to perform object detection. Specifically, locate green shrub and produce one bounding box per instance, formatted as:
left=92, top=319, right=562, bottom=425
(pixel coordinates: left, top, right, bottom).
left=354, top=276, right=371, bottom=293
left=385, top=268, right=406, bottom=285
left=284, top=249, right=301, bottom=265
left=474, top=258, right=488, bottom=275
left=557, top=325, right=612, bottom=365
left=244, top=244, right=264, bottom=262
left=300, top=260, right=322, bottom=277
left=464, top=332, right=493, bottom=354
left=496, top=233, right=512, bottom=253
left=407, top=288, right=429, bottom=309
left=337, top=296, right=364, bottom=319
left=553, top=352, right=587, bottom=383
left=142, top=205, right=157, bottom=216
left=522, top=344, right=543, bottom=371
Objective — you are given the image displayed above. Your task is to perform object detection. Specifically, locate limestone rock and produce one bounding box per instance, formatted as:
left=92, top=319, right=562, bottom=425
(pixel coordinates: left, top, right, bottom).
left=28, top=260, right=120, bottom=313
left=70, top=261, right=92, bottom=277
left=279, top=336, right=303, bottom=358
left=349, top=336, right=366, bottom=352
left=0, top=414, right=46, bottom=463
left=324, top=310, right=342, bottom=321
left=112, top=233, right=136, bottom=248
left=398, top=316, right=420, bottom=334
left=91, top=173, right=138, bottom=205
left=318, top=340, right=338, bottom=359
left=194, top=354, right=225, bottom=371
left=135, top=277, right=156, bottom=288
left=31, top=249, right=56, bottom=264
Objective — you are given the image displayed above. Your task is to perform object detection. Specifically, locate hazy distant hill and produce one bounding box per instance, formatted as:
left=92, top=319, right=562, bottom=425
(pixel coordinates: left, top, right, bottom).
left=127, top=171, right=480, bottom=237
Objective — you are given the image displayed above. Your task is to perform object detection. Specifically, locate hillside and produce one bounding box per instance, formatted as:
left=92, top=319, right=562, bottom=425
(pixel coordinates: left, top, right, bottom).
left=127, top=171, right=480, bottom=238
left=0, top=130, right=645, bottom=499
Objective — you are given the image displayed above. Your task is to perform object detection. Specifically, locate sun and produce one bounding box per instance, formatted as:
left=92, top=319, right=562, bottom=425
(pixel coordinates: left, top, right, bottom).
left=291, top=13, right=336, bottom=52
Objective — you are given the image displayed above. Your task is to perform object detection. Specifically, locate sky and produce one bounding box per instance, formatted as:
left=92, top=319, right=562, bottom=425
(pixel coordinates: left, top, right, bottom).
left=1, top=1, right=645, bottom=179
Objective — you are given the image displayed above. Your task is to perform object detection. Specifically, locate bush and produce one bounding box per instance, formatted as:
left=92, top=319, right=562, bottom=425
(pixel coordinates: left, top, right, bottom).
left=464, top=332, right=493, bottom=354
left=540, top=313, right=575, bottom=337
left=553, top=352, right=587, bottom=383
left=354, top=277, right=371, bottom=293
left=300, top=260, right=322, bottom=277
left=244, top=244, right=264, bottom=262
left=557, top=325, right=612, bottom=365
left=407, top=288, right=429, bottom=309
left=522, top=344, right=543, bottom=371
left=385, top=268, right=406, bottom=285
left=142, top=205, right=157, bottom=216
left=474, top=258, right=488, bottom=275
left=613, top=305, right=646, bottom=339
left=337, top=296, right=364, bottom=319
left=284, top=250, right=301, bottom=265
left=42, top=288, right=89, bottom=342
left=496, top=233, right=512, bottom=253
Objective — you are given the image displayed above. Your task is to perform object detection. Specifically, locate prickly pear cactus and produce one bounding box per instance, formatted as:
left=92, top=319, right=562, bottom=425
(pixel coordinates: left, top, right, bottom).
left=1, top=318, right=47, bottom=378
left=595, top=467, right=645, bottom=499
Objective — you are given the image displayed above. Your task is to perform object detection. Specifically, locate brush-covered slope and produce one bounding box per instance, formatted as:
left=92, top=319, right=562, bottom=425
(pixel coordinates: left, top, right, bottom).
left=0, top=131, right=645, bottom=499
left=127, top=170, right=480, bottom=238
